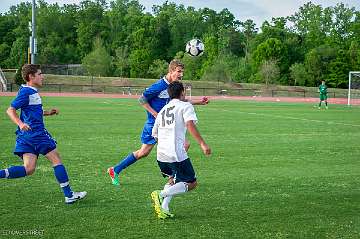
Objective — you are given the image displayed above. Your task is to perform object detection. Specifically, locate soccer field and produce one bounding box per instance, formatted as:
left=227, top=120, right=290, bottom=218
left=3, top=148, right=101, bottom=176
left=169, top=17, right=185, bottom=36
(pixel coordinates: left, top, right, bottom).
left=0, top=97, right=359, bottom=238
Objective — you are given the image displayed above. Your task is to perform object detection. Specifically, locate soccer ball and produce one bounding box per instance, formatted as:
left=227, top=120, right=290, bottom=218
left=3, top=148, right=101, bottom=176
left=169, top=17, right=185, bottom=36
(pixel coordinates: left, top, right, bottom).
left=185, top=39, right=204, bottom=57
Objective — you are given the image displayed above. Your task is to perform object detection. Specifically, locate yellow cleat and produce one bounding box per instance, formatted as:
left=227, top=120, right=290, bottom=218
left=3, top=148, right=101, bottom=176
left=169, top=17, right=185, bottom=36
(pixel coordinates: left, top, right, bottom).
left=157, top=208, right=175, bottom=219
left=150, top=190, right=162, bottom=214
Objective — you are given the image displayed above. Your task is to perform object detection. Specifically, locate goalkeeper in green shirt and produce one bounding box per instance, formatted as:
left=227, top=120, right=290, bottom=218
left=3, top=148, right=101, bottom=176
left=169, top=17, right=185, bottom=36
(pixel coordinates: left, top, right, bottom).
left=318, top=80, right=328, bottom=109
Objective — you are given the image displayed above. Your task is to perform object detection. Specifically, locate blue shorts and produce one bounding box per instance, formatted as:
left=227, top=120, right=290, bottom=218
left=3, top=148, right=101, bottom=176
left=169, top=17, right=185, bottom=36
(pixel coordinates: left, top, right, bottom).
left=157, top=158, right=196, bottom=183
left=140, top=123, right=156, bottom=145
left=14, top=130, right=57, bottom=158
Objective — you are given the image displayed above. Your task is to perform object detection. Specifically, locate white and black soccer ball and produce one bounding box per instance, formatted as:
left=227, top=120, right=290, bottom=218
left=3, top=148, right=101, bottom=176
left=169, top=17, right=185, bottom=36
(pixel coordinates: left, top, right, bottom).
left=185, top=38, right=204, bottom=57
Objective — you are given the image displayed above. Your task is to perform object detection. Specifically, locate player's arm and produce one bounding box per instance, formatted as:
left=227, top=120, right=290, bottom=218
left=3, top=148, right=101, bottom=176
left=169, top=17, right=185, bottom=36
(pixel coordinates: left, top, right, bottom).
left=186, top=120, right=211, bottom=155
left=186, top=96, right=209, bottom=105
left=43, top=108, right=59, bottom=116
left=139, top=96, right=158, bottom=118
left=6, top=106, right=31, bottom=131
left=151, top=116, right=159, bottom=140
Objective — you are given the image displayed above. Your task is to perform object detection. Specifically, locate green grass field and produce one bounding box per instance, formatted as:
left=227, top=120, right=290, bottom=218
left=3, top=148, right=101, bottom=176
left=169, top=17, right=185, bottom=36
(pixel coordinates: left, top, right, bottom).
left=0, top=97, right=359, bottom=238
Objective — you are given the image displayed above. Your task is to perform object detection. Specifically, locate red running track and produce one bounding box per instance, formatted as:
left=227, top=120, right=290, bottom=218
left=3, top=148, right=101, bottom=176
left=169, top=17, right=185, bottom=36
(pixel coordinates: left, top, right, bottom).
left=1, top=92, right=359, bottom=105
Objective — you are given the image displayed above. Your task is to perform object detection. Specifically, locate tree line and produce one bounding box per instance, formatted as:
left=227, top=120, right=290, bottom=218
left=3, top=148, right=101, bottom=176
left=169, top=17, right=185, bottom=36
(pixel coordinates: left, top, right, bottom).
left=0, top=0, right=360, bottom=88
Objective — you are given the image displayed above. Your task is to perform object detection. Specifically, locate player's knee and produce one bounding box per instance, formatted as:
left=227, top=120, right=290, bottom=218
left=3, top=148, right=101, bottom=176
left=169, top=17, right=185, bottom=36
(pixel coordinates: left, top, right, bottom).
left=167, top=177, right=175, bottom=185
left=187, top=181, right=197, bottom=191
left=25, top=165, right=36, bottom=175
left=50, top=158, right=62, bottom=166
left=137, top=149, right=150, bottom=159
left=140, top=151, right=150, bottom=158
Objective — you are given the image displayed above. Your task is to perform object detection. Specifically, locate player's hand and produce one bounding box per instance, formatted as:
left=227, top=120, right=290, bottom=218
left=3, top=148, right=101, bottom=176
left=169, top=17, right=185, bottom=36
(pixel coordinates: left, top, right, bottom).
left=49, top=108, right=59, bottom=115
left=19, top=122, right=31, bottom=131
left=201, top=96, right=209, bottom=105
left=200, top=142, right=211, bottom=156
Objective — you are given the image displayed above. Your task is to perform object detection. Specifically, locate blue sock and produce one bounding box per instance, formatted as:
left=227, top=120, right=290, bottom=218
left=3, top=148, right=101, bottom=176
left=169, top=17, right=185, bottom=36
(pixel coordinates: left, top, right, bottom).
left=53, top=165, right=73, bottom=198
left=0, top=170, right=5, bottom=178
left=114, top=153, right=137, bottom=174
left=0, top=166, right=27, bottom=178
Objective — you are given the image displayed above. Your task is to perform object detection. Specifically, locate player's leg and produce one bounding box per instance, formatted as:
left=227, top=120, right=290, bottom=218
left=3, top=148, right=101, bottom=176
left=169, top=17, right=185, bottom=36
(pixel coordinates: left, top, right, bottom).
left=161, top=177, right=175, bottom=213
left=158, top=166, right=175, bottom=212
left=108, top=123, right=156, bottom=185
left=45, top=149, right=87, bottom=204
left=151, top=162, right=175, bottom=218
left=319, top=94, right=325, bottom=109
left=23, top=153, right=37, bottom=175
left=0, top=153, right=35, bottom=179
left=133, top=143, right=155, bottom=159
left=160, top=159, right=197, bottom=195
left=108, top=144, right=154, bottom=186
left=156, top=159, right=197, bottom=218
left=0, top=137, right=37, bottom=179
left=325, top=95, right=328, bottom=109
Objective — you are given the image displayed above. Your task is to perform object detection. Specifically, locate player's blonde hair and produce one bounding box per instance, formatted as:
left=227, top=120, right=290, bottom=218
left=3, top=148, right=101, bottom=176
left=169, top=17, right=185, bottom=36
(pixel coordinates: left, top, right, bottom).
left=168, top=59, right=184, bottom=72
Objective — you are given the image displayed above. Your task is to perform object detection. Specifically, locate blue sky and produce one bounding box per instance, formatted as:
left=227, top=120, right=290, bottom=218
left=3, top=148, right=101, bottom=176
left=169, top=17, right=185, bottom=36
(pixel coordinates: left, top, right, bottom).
left=1, top=0, right=359, bottom=27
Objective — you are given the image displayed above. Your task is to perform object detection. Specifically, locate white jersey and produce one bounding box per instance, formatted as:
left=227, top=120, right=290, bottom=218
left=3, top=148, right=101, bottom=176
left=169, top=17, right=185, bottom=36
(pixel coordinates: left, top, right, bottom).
left=152, top=99, right=198, bottom=163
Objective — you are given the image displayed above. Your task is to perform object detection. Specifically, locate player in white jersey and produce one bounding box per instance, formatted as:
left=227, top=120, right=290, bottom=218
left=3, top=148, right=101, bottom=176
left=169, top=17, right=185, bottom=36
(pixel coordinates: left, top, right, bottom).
left=150, top=81, right=211, bottom=219
left=107, top=60, right=209, bottom=186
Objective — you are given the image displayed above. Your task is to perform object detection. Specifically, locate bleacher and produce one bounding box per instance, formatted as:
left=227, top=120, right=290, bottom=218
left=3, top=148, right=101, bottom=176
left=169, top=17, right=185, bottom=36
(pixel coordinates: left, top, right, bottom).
left=0, top=67, right=7, bottom=92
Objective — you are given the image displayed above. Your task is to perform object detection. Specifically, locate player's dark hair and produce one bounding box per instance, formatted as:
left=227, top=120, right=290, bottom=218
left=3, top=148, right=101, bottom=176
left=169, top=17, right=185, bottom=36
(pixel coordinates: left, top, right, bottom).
left=168, top=81, right=184, bottom=99
left=21, top=64, right=41, bottom=82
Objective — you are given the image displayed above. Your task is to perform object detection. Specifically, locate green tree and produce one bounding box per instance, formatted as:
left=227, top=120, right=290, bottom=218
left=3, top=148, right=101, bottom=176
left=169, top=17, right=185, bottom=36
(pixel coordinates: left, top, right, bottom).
left=0, top=43, right=11, bottom=67
left=150, top=3, right=173, bottom=61
left=199, top=33, right=218, bottom=78
left=37, top=1, right=80, bottom=64
left=327, top=3, right=356, bottom=46
left=14, top=65, right=24, bottom=85
left=289, top=63, right=309, bottom=86
left=259, top=59, right=280, bottom=86
left=107, top=0, right=131, bottom=55
left=233, top=57, right=254, bottom=83
left=82, top=38, right=112, bottom=77
left=5, top=2, right=31, bottom=67
left=148, top=59, right=168, bottom=79
left=328, top=49, right=350, bottom=88
left=113, top=46, right=130, bottom=77
left=201, top=53, right=236, bottom=83
left=253, top=38, right=284, bottom=67
left=240, top=19, right=258, bottom=61
left=129, top=49, right=151, bottom=78
left=289, top=2, right=327, bottom=50
left=349, top=41, right=360, bottom=70
left=181, top=53, right=204, bottom=81
left=8, top=38, right=28, bottom=68
left=77, top=0, right=108, bottom=58
left=305, top=45, right=337, bottom=86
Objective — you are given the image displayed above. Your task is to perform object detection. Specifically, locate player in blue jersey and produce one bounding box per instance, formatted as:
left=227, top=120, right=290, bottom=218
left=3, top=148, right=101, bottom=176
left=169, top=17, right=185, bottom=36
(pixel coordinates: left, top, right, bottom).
left=107, top=59, right=209, bottom=186
left=0, top=64, right=87, bottom=204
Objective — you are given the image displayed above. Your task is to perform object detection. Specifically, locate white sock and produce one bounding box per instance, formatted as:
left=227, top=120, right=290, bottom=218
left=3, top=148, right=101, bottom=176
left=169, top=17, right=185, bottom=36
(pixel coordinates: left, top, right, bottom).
left=160, top=182, right=188, bottom=198
left=161, top=183, right=173, bottom=212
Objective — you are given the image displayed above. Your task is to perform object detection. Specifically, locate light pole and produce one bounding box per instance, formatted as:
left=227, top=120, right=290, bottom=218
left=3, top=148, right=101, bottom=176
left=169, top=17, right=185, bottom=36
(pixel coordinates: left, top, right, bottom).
left=29, top=0, right=36, bottom=64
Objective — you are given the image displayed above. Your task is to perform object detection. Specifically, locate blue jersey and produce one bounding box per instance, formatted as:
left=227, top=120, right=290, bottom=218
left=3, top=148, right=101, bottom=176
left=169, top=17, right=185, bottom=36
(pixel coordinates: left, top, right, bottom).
left=11, top=85, right=45, bottom=136
left=142, top=77, right=170, bottom=125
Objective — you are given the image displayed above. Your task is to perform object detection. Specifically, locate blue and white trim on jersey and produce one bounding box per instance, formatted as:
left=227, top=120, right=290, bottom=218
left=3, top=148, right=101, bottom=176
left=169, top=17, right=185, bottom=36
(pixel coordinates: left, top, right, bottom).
left=141, top=77, right=171, bottom=124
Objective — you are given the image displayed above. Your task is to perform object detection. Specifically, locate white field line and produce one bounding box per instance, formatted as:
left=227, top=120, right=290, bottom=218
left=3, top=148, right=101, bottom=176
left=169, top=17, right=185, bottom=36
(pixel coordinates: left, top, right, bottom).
left=215, top=109, right=360, bottom=128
